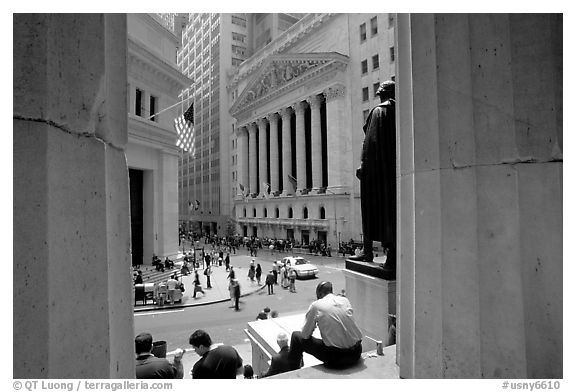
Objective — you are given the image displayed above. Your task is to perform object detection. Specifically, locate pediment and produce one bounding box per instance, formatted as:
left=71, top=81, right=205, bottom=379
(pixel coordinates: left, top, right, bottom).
left=230, top=52, right=348, bottom=117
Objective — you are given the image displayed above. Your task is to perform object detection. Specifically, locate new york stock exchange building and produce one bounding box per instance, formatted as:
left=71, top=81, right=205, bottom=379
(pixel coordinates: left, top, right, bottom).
left=227, top=14, right=392, bottom=246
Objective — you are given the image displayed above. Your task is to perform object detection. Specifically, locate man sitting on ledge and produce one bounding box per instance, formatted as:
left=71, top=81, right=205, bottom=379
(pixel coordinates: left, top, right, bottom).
left=289, top=281, right=363, bottom=369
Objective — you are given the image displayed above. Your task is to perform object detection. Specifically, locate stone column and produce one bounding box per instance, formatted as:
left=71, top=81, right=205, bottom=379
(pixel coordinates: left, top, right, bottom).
left=13, top=14, right=133, bottom=378
left=268, top=113, right=280, bottom=195
left=236, top=126, right=249, bottom=196
left=324, top=85, right=349, bottom=189
left=308, top=94, right=324, bottom=191
left=257, top=117, right=269, bottom=197
left=247, top=122, right=258, bottom=195
left=293, top=101, right=308, bottom=192
left=280, top=107, right=294, bottom=195
left=396, top=13, right=562, bottom=379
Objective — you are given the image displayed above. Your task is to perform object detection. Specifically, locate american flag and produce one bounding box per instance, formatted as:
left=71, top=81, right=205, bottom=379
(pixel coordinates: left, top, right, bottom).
left=174, top=104, right=194, bottom=152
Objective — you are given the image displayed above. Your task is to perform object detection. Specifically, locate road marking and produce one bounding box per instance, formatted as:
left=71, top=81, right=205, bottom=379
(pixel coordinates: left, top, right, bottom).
left=324, top=265, right=344, bottom=271
left=134, top=309, right=185, bottom=317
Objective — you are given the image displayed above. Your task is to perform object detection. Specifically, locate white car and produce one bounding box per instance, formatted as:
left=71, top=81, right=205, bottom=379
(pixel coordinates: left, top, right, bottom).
left=280, top=256, right=319, bottom=278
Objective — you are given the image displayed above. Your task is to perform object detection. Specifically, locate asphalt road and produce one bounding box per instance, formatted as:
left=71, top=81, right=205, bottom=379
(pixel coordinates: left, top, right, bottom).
left=134, top=252, right=347, bottom=353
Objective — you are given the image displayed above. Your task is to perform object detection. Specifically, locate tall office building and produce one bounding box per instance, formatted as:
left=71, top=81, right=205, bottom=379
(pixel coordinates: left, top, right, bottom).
left=228, top=13, right=396, bottom=246
left=177, top=13, right=302, bottom=236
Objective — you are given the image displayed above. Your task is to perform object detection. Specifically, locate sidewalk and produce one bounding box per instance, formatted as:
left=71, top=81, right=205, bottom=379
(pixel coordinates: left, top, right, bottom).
left=133, top=253, right=266, bottom=313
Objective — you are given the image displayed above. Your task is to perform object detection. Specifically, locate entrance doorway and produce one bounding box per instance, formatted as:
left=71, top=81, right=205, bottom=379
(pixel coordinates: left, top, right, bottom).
left=129, top=169, right=143, bottom=266
left=317, top=230, right=327, bottom=244
left=286, top=229, right=294, bottom=241
left=301, top=230, right=309, bottom=245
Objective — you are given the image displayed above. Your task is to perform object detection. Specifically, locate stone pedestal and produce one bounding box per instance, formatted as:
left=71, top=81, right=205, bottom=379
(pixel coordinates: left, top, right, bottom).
left=343, top=266, right=396, bottom=346
left=245, top=314, right=322, bottom=377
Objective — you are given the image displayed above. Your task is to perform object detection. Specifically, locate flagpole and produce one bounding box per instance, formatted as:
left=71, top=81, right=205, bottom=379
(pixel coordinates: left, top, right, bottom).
left=146, top=93, right=194, bottom=121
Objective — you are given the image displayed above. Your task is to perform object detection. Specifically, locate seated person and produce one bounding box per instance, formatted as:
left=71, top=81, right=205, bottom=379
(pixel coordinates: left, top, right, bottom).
left=188, top=329, right=243, bottom=379
left=164, top=257, right=174, bottom=270
left=288, top=281, right=363, bottom=369
left=261, top=332, right=298, bottom=377
left=135, top=332, right=183, bottom=379
left=256, top=307, right=271, bottom=320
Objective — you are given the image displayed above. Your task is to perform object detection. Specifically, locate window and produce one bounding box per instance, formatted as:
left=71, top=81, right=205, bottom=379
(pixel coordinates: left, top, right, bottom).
left=243, top=208, right=247, bottom=217
left=390, top=46, right=395, bottom=62
left=370, top=16, right=378, bottom=36
left=362, top=87, right=369, bottom=102
left=264, top=208, right=267, bottom=218
left=232, top=57, right=243, bottom=67
left=275, top=208, right=280, bottom=218
left=253, top=208, right=257, bottom=217
left=320, top=207, right=326, bottom=219
left=388, top=14, right=394, bottom=29
left=359, top=23, right=366, bottom=42
left=373, top=82, right=381, bottom=97
left=372, top=54, right=380, bottom=70
left=361, top=59, right=368, bottom=74
left=149, top=95, right=157, bottom=122
left=391, top=75, right=396, bottom=81
left=288, top=207, right=293, bottom=219
left=303, top=207, right=308, bottom=219
left=135, top=88, right=143, bottom=117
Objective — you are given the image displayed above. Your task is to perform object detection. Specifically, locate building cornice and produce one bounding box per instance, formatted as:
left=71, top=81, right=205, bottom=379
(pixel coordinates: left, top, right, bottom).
left=128, top=37, right=193, bottom=91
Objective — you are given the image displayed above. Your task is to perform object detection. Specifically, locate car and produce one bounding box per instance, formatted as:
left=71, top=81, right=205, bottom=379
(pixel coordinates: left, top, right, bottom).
left=280, top=256, right=319, bottom=279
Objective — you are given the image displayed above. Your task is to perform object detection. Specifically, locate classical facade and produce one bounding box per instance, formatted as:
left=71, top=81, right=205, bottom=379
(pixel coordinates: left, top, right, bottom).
left=228, top=14, right=395, bottom=246
left=126, top=14, right=192, bottom=264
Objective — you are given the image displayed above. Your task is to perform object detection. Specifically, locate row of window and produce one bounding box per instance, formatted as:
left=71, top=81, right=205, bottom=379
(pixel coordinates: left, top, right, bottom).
left=359, top=15, right=394, bottom=43
left=242, top=206, right=327, bottom=220
left=134, top=88, right=158, bottom=122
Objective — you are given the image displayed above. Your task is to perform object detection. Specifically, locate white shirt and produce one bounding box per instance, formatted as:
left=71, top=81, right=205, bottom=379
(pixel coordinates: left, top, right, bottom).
left=301, top=294, right=362, bottom=349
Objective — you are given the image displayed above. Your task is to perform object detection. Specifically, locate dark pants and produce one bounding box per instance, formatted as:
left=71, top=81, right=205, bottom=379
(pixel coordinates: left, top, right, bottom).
left=288, top=331, right=362, bottom=369
left=234, top=295, right=240, bottom=310
left=267, top=283, right=274, bottom=295
left=206, top=276, right=211, bottom=288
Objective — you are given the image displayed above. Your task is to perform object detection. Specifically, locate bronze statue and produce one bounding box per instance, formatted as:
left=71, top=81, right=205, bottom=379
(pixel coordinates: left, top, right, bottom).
left=350, top=81, right=396, bottom=279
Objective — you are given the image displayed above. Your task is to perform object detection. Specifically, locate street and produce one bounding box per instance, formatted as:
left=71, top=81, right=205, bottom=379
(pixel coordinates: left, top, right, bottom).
left=134, top=251, right=347, bottom=355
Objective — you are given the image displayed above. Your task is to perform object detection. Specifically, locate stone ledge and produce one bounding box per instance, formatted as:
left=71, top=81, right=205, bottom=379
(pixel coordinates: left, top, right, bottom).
left=345, top=258, right=396, bottom=280
left=269, top=345, right=399, bottom=379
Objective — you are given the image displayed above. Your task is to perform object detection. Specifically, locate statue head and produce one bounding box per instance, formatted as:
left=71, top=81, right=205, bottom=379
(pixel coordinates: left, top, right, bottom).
left=376, top=80, right=395, bottom=100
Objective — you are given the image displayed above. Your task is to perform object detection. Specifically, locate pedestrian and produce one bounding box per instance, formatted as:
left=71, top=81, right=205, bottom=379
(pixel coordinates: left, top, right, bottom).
left=204, top=265, right=212, bottom=289
left=289, top=268, right=297, bottom=293
left=167, top=274, right=178, bottom=305
left=227, top=266, right=235, bottom=280
left=188, top=329, right=243, bottom=379
left=230, top=279, right=241, bottom=311
left=280, top=264, right=287, bottom=288
left=255, top=263, right=262, bottom=285
left=193, top=270, right=205, bottom=298
left=248, top=264, right=255, bottom=283
left=265, top=270, right=275, bottom=295
left=272, top=262, right=279, bottom=285
left=261, top=332, right=297, bottom=378
left=225, top=253, right=230, bottom=271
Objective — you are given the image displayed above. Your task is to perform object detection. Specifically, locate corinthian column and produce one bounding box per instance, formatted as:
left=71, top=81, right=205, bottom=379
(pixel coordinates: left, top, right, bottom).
left=268, top=113, right=280, bottom=195
left=236, top=126, right=249, bottom=196
left=293, top=101, right=308, bottom=193
left=257, top=117, right=268, bottom=197
left=280, top=107, right=294, bottom=195
left=308, top=94, right=324, bottom=191
left=247, top=122, right=258, bottom=196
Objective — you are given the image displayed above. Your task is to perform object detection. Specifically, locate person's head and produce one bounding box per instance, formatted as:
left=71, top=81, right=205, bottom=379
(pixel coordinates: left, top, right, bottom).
left=189, top=329, right=212, bottom=356
left=316, top=281, right=333, bottom=299
left=264, top=307, right=270, bottom=315
left=243, top=364, right=254, bottom=378
left=376, top=80, right=395, bottom=101
left=135, top=332, right=153, bottom=355
left=276, top=332, right=289, bottom=349
left=270, top=310, right=278, bottom=318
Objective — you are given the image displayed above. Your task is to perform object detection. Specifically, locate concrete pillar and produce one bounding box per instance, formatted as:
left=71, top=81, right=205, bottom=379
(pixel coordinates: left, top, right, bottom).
left=268, top=113, right=280, bottom=195
left=257, top=117, right=269, bottom=197
left=248, top=122, right=258, bottom=195
left=280, top=107, right=294, bottom=195
left=293, top=101, right=308, bottom=192
left=308, top=94, right=324, bottom=191
left=236, top=126, right=249, bottom=196
left=324, top=85, right=350, bottom=189
left=13, top=14, right=133, bottom=378
left=396, top=13, right=563, bottom=379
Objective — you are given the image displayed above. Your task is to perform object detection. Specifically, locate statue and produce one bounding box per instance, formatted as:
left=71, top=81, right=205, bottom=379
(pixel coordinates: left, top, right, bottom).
left=349, top=81, right=396, bottom=280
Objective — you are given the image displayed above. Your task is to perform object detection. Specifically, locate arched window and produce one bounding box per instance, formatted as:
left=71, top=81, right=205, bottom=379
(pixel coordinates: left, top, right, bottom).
left=253, top=208, right=257, bottom=217
left=264, top=208, right=268, bottom=217
left=303, top=207, right=308, bottom=219
left=288, top=207, right=293, bottom=218
left=320, top=206, right=326, bottom=219
left=243, top=208, right=247, bottom=217
left=275, top=208, right=280, bottom=218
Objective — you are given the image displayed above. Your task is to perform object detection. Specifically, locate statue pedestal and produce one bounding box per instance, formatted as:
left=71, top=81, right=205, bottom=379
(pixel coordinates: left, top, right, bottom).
left=343, top=261, right=396, bottom=346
